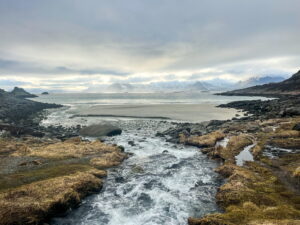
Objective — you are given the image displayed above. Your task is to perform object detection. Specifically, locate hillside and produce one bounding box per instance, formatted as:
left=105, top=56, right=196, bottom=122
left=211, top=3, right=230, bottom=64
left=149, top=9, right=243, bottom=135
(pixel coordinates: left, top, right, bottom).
left=220, top=70, right=300, bottom=96
left=0, top=88, right=60, bottom=124
left=237, top=76, right=285, bottom=88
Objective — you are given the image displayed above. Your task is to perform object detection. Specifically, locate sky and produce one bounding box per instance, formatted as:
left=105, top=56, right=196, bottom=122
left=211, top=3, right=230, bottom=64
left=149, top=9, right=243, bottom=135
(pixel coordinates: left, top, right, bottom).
left=0, top=0, right=299, bottom=92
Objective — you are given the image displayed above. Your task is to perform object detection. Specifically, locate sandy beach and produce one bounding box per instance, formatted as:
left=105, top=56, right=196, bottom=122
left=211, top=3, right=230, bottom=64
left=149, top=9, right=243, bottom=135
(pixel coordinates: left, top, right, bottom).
left=75, top=103, right=240, bottom=122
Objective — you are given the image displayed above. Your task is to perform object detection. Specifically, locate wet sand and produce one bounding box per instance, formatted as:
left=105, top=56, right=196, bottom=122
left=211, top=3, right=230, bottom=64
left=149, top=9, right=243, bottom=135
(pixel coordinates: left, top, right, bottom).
left=75, top=103, right=239, bottom=122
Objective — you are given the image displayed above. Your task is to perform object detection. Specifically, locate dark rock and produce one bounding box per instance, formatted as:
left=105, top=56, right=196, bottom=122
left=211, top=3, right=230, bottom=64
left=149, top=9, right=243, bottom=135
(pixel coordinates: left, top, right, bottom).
left=118, top=145, right=125, bottom=152
left=0, top=89, right=61, bottom=126
left=115, top=176, right=125, bottom=183
left=282, top=107, right=300, bottom=117
left=10, top=87, right=38, bottom=98
left=128, top=141, right=135, bottom=146
left=41, top=92, right=49, bottom=95
left=79, top=123, right=122, bottom=137
left=293, top=123, right=300, bottom=131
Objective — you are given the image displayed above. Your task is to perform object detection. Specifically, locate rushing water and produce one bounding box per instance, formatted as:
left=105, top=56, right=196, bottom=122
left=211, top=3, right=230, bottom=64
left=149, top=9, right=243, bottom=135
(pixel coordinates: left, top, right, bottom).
left=50, top=120, right=222, bottom=225
left=33, top=92, right=268, bottom=225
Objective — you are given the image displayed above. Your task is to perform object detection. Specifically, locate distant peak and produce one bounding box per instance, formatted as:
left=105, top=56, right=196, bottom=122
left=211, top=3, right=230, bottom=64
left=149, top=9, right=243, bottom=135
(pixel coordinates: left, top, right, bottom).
left=10, top=87, right=37, bottom=98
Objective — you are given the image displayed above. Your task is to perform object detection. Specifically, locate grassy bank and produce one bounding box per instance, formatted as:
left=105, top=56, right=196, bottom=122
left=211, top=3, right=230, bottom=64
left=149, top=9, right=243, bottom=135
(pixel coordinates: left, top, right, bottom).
left=0, top=137, right=127, bottom=225
left=185, top=117, right=300, bottom=225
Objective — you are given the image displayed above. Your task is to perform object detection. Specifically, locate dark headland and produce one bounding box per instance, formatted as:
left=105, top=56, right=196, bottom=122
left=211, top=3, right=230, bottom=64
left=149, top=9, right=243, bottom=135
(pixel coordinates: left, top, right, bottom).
left=219, top=69, right=300, bottom=97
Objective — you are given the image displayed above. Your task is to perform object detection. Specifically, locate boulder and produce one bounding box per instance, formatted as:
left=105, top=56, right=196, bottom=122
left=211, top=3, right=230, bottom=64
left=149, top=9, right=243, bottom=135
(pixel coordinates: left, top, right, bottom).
left=79, top=123, right=122, bottom=137
left=293, top=123, right=300, bottom=131
left=282, top=107, right=300, bottom=117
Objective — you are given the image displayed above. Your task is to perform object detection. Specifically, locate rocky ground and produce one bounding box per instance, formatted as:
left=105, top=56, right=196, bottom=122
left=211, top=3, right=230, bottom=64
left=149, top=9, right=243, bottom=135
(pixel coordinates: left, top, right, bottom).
left=160, top=96, right=300, bottom=225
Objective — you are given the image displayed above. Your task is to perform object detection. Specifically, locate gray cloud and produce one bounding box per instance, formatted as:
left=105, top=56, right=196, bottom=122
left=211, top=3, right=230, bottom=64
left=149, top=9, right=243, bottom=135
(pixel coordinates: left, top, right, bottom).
left=0, top=0, right=299, bottom=91
left=0, top=59, right=130, bottom=76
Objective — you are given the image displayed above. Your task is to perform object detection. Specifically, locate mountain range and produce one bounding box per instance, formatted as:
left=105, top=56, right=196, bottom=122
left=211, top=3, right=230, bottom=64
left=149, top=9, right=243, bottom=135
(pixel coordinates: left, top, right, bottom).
left=221, top=70, right=300, bottom=96
left=85, top=75, right=287, bottom=93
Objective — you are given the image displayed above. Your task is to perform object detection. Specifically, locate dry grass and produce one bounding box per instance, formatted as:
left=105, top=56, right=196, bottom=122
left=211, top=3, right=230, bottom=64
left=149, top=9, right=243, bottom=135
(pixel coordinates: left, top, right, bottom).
left=12, top=138, right=120, bottom=159
left=0, top=164, right=107, bottom=192
left=293, top=167, right=300, bottom=178
left=183, top=131, right=225, bottom=148
left=269, top=138, right=300, bottom=149
left=188, top=117, right=300, bottom=225
left=271, top=130, right=299, bottom=138
left=214, top=134, right=253, bottom=161
left=189, top=162, right=300, bottom=225
left=0, top=136, right=126, bottom=224
left=90, top=151, right=127, bottom=169
left=0, top=169, right=104, bottom=225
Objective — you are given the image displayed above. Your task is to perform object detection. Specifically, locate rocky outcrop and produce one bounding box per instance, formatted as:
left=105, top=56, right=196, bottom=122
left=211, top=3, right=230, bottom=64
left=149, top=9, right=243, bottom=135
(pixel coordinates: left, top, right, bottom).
left=218, top=96, right=300, bottom=120
left=0, top=88, right=60, bottom=123
left=0, top=88, right=61, bottom=137
left=10, top=87, right=37, bottom=98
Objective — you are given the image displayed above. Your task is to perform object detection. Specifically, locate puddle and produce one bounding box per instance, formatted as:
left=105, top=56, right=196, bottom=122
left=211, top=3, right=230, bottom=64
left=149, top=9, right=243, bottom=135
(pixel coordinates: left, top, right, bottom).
left=235, top=144, right=255, bottom=166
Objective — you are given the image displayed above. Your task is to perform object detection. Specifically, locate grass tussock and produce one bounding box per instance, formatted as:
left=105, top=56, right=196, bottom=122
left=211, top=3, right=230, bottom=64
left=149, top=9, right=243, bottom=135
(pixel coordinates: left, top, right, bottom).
left=271, top=129, right=299, bottom=138
left=90, top=151, right=127, bottom=169
left=182, top=131, right=225, bottom=147
left=214, top=134, right=253, bottom=161
left=293, top=167, right=300, bottom=178
left=0, top=169, right=104, bottom=225
left=269, top=138, right=300, bottom=149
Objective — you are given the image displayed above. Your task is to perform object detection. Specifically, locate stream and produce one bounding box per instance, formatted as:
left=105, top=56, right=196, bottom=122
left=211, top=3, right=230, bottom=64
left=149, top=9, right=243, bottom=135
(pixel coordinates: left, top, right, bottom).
left=50, top=120, right=222, bottom=225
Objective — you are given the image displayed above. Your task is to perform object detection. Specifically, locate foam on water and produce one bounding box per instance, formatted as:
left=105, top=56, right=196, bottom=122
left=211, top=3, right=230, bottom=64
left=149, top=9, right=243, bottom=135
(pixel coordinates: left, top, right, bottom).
left=49, top=119, right=222, bottom=225
left=35, top=93, right=268, bottom=225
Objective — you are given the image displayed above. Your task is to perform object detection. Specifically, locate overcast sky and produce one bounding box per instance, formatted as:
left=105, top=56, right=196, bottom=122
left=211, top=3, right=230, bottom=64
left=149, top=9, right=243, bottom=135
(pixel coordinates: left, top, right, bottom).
left=0, top=0, right=299, bottom=91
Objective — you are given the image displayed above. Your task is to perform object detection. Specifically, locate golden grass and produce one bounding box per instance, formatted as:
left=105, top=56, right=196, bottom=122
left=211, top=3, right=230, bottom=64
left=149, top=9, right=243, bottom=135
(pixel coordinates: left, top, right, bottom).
left=188, top=117, right=300, bottom=225
left=0, top=136, right=126, bottom=224
left=90, top=151, right=127, bottom=169
left=215, top=134, right=253, bottom=161
left=183, top=131, right=225, bottom=148
left=12, top=139, right=120, bottom=159
left=269, top=138, right=300, bottom=150
left=189, top=162, right=300, bottom=225
left=293, top=167, right=300, bottom=178
left=271, top=130, right=299, bottom=138
left=0, top=164, right=107, bottom=192
left=0, top=169, right=104, bottom=225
